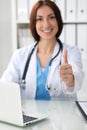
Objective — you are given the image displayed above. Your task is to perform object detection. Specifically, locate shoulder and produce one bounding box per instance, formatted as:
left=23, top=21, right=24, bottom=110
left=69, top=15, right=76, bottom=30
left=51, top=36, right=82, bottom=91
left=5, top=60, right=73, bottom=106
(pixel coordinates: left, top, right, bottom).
left=9, top=42, right=37, bottom=67
left=63, top=43, right=80, bottom=55
left=62, top=43, right=82, bottom=65
left=12, top=43, right=36, bottom=60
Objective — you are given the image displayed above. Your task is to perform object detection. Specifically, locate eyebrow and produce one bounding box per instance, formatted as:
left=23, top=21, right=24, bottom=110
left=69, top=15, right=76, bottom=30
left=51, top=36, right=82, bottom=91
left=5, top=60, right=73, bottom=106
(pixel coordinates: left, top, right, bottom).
left=36, top=13, right=55, bottom=18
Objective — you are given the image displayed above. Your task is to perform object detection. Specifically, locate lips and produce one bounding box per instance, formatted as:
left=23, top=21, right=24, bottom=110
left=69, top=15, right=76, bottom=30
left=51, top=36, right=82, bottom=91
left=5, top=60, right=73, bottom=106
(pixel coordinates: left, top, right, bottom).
left=42, top=29, right=53, bottom=33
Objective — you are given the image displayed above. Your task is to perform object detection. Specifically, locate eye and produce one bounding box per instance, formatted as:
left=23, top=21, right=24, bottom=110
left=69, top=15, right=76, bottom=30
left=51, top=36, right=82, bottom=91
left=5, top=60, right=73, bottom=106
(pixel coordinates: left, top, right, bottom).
left=50, top=16, right=56, bottom=19
left=36, top=17, right=42, bottom=21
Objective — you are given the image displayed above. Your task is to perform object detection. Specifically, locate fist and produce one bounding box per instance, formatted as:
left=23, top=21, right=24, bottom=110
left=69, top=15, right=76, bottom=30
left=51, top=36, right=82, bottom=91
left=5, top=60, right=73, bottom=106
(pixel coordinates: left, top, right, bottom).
left=59, top=50, right=74, bottom=87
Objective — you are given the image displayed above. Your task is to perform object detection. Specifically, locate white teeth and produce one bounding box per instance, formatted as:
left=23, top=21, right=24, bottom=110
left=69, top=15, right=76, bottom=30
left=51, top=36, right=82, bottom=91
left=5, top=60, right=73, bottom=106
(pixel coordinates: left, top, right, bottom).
left=43, top=29, right=52, bottom=32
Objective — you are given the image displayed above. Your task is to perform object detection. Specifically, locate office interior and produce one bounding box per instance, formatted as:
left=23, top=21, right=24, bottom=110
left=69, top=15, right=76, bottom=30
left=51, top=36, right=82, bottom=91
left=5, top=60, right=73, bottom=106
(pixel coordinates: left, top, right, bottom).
left=0, top=0, right=87, bottom=100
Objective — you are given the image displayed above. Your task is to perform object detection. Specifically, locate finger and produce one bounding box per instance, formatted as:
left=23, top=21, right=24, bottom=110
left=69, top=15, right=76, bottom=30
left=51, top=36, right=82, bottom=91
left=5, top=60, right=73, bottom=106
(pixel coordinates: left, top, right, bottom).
left=62, top=50, right=68, bottom=65
left=60, top=66, right=73, bottom=74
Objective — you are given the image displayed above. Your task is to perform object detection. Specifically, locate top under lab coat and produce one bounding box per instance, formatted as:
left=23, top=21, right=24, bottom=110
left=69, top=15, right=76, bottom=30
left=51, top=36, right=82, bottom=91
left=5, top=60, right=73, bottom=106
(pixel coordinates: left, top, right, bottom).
left=1, top=42, right=84, bottom=99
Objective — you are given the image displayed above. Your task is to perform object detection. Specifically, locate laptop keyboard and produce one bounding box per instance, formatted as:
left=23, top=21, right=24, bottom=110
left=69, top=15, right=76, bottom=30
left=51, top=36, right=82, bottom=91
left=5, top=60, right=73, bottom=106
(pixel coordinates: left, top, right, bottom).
left=23, top=115, right=38, bottom=123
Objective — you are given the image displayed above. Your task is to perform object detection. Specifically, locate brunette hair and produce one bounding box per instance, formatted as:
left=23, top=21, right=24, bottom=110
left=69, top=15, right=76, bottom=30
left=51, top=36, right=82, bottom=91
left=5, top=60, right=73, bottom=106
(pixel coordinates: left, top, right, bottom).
left=30, top=0, right=63, bottom=42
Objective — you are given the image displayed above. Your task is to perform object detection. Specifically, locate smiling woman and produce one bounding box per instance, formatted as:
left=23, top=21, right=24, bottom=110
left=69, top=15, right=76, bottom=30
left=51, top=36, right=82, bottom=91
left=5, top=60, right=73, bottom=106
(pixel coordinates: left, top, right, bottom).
left=1, top=0, right=84, bottom=100
left=30, top=0, right=63, bottom=42
left=35, top=5, right=58, bottom=42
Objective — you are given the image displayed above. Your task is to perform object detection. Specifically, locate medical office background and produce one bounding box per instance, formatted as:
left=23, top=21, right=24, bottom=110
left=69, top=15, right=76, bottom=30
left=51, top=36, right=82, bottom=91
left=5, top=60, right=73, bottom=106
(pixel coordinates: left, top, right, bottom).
left=0, top=0, right=87, bottom=100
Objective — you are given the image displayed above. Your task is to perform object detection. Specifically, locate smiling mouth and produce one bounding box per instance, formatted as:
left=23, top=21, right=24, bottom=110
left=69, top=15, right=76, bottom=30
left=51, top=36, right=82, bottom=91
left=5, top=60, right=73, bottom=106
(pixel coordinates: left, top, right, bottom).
left=42, top=29, right=53, bottom=33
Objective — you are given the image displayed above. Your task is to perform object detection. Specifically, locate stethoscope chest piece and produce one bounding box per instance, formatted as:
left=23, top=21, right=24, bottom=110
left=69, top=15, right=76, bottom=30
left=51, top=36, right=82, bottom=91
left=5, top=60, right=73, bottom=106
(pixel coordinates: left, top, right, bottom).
left=20, top=80, right=26, bottom=89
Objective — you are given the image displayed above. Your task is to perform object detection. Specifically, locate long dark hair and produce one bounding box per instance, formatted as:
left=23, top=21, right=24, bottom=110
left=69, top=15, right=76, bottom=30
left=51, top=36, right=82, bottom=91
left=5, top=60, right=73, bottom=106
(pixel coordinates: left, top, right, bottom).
left=30, top=0, right=63, bottom=42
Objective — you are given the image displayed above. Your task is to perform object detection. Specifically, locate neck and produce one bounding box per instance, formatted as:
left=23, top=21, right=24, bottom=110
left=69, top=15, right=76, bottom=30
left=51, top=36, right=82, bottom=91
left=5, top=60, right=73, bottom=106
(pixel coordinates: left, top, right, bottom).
left=37, top=39, right=57, bottom=54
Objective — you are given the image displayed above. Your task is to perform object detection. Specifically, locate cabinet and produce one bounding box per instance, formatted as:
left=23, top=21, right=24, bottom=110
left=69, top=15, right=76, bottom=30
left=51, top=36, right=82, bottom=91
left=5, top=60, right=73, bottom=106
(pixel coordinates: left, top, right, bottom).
left=14, top=0, right=87, bottom=60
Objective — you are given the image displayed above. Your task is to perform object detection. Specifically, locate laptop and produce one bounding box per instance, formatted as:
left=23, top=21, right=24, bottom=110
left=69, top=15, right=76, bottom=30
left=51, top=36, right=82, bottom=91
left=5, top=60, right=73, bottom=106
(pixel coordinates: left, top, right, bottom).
left=76, top=101, right=87, bottom=120
left=0, top=80, right=47, bottom=126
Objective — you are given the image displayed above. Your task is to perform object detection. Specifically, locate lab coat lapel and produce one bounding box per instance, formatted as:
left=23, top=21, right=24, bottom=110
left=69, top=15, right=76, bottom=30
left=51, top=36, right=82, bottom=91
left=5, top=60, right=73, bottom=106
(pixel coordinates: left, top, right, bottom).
left=25, top=46, right=37, bottom=99
left=47, top=43, right=62, bottom=90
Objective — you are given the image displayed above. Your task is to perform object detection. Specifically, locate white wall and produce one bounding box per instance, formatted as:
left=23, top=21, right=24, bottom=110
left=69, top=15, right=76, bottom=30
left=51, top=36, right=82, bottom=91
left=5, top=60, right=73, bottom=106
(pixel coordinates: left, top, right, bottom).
left=0, top=0, right=13, bottom=77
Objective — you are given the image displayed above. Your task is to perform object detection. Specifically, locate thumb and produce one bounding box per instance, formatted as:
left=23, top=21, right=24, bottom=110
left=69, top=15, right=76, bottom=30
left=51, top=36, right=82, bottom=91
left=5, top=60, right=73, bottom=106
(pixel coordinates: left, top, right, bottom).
left=62, top=50, right=68, bottom=64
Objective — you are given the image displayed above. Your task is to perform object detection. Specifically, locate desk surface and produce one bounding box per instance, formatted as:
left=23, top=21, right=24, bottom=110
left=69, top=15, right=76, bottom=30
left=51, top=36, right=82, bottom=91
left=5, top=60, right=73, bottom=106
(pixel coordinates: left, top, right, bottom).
left=0, top=100, right=87, bottom=130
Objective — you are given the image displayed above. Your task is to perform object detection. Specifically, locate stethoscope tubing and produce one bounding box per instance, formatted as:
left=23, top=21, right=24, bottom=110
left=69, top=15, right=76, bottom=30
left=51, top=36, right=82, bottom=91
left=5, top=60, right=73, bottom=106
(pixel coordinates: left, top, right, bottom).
left=21, top=39, right=63, bottom=88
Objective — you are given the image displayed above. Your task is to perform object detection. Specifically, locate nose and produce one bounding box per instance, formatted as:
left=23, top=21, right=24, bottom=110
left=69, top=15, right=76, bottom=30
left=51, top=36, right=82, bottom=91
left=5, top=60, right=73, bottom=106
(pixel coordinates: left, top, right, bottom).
left=43, top=18, right=50, bottom=28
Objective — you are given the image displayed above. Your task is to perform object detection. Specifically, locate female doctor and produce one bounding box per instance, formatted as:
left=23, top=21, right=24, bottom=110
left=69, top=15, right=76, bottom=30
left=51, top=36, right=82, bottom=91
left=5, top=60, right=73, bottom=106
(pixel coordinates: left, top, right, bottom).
left=1, top=0, right=84, bottom=100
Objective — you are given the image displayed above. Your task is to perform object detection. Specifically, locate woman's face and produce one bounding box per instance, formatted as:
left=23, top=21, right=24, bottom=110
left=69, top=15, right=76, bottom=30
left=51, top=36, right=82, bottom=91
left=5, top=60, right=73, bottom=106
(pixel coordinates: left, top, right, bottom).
left=36, top=5, right=58, bottom=41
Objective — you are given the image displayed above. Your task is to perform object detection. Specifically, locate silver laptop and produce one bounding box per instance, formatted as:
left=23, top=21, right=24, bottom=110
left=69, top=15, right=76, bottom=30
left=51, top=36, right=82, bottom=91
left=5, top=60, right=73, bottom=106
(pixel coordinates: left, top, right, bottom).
left=0, top=80, right=47, bottom=126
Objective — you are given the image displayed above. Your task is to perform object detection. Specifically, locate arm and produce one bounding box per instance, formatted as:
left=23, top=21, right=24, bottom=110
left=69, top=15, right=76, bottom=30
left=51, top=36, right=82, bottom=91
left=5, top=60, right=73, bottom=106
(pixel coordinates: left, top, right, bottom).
left=59, top=47, right=84, bottom=94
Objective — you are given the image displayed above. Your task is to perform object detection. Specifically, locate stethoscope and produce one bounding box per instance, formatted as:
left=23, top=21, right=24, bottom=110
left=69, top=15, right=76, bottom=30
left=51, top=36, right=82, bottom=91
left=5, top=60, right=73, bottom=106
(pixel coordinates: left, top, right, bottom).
left=20, top=39, right=63, bottom=89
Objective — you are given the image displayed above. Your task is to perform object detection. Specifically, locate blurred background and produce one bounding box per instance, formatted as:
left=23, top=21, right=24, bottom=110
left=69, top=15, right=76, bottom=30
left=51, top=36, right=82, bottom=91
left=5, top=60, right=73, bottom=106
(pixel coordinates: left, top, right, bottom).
left=0, top=0, right=87, bottom=99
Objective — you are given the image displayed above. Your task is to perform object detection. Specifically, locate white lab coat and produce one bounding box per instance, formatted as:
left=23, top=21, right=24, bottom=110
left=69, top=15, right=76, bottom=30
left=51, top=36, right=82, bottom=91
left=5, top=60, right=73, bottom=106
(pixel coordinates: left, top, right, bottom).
left=1, top=42, right=84, bottom=99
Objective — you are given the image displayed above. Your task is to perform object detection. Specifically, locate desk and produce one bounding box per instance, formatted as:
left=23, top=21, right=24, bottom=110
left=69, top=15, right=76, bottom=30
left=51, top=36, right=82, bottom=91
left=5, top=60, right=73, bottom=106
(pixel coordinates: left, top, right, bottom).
left=0, top=100, right=87, bottom=130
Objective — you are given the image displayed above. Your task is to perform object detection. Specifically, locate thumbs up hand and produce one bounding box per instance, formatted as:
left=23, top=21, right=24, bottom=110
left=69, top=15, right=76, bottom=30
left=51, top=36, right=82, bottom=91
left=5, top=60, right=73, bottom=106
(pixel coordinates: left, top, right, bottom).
left=59, top=50, right=74, bottom=87
left=62, top=49, right=68, bottom=64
